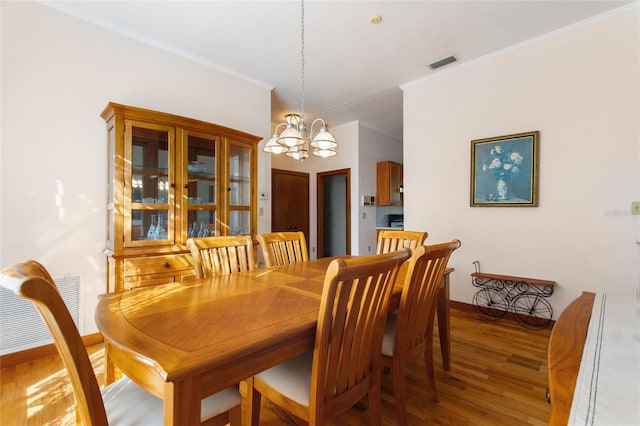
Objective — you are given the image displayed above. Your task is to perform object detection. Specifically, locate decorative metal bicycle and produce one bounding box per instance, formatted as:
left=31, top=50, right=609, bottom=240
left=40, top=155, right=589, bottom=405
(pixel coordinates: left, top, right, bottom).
left=471, top=261, right=554, bottom=329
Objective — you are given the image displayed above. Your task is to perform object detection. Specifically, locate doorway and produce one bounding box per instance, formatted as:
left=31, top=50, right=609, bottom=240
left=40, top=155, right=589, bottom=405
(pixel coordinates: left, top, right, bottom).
left=317, top=169, right=351, bottom=257
left=271, top=169, right=310, bottom=242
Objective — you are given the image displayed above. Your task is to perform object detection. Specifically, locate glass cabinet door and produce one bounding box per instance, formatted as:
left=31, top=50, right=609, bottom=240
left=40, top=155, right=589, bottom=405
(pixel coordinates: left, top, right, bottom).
left=226, top=140, right=252, bottom=235
left=184, top=131, right=218, bottom=238
left=124, top=120, right=175, bottom=247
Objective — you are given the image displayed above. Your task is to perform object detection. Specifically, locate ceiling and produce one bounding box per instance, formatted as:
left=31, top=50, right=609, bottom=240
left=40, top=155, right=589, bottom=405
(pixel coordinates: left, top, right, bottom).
left=48, top=1, right=632, bottom=140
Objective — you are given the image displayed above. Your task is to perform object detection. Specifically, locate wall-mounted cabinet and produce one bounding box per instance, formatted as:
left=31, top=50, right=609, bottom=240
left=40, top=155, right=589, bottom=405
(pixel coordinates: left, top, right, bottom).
left=102, top=102, right=261, bottom=292
left=376, top=161, right=403, bottom=206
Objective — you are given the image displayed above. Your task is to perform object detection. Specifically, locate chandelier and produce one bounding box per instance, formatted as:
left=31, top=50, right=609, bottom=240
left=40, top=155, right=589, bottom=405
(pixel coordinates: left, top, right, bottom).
left=263, top=0, right=338, bottom=161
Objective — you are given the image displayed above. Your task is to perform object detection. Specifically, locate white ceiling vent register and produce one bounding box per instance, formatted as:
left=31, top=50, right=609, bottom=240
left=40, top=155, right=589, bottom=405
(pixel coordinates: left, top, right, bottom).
left=0, top=275, right=80, bottom=355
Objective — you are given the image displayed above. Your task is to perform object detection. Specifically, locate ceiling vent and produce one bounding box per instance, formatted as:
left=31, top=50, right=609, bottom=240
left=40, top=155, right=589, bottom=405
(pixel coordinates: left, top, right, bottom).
left=429, top=55, right=457, bottom=70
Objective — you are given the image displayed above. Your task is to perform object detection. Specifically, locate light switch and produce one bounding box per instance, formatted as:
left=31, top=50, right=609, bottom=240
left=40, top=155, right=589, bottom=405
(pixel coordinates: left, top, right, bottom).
left=632, top=201, right=640, bottom=215
left=259, top=192, right=268, bottom=200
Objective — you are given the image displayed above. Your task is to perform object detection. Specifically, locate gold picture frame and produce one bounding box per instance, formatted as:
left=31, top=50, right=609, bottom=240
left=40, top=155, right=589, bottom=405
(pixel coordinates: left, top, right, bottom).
left=470, top=131, right=539, bottom=207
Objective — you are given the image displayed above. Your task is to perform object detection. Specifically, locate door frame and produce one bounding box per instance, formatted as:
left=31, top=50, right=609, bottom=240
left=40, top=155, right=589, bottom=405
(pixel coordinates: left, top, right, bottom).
left=316, top=168, right=351, bottom=257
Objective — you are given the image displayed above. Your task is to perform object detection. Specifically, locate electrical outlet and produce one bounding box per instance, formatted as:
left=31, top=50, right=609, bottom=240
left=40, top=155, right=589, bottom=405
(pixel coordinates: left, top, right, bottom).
left=632, top=201, right=640, bottom=215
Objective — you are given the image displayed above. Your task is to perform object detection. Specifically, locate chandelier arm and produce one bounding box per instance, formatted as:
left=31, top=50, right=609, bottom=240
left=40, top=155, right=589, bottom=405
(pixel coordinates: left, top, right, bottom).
left=309, top=118, right=327, bottom=138
left=274, top=122, right=288, bottom=136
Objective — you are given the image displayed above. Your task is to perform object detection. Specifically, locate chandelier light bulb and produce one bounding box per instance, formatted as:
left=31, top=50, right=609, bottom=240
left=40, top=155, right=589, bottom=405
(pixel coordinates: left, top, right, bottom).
left=277, top=123, right=304, bottom=148
left=312, top=148, right=337, bottom=158
left=270, top=144, right=288, bottom=155
left=263, top=133, right=289, bottom=154
left=310, top=126, right=337, bottom=150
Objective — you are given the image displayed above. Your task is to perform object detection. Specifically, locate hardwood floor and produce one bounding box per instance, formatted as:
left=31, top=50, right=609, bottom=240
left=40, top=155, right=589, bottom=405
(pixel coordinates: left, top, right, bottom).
left=0, top=308, right=552, bottom=425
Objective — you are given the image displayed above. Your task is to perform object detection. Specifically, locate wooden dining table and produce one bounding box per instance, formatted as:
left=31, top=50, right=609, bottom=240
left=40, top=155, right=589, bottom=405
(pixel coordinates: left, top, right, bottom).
left=96, top=256, right=454, bottom=425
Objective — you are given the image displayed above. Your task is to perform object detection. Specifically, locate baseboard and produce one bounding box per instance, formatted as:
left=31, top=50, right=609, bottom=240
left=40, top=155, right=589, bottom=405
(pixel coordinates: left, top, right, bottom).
left=0, top=333, right=104, bottom=368
left=451, top=300, right=555, bottom=329
left=450, top=300, right=475, bottom=313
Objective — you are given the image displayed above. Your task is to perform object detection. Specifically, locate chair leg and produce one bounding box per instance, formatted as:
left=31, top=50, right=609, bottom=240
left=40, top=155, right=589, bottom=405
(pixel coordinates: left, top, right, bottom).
left=250, top=383, right=262, bottom=426
left=228, top=404, right=242, bottom=426
left=391, top=359, right=409, bottom=426
left=423, top=346, right=439, bottom=402
left=368, top=370, right=382, bottom=426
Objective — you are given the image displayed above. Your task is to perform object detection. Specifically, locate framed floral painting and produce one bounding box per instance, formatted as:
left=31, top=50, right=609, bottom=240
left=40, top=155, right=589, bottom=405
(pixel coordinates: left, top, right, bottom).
left=470, top=131, right=539, bottom=207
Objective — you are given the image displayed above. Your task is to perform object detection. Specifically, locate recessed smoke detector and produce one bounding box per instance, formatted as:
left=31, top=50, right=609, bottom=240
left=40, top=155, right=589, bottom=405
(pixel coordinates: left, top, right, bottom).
left=429, top=55, right=457, bottom=70
left=369, top=15, right=383, bottom=25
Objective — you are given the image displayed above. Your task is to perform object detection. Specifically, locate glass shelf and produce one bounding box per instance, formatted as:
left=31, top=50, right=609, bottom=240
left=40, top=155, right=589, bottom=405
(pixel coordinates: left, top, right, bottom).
left=187, top=174, right=216, bottom=182
left=132, top=166, right=169, bottom=174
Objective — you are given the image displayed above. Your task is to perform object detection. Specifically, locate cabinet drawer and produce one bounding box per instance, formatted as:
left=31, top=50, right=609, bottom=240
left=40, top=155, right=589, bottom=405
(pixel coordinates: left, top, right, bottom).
left=123, top=276, right=177, bottom=290
left=123, top=254, right=194, bottom=278
left=123, top=270, right=196, bottom=290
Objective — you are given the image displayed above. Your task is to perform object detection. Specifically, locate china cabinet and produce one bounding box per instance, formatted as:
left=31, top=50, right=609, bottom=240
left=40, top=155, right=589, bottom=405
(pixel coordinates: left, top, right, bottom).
left=376, top=161, right=403, bottom=206
left=102, top=103, right=261, bottom=292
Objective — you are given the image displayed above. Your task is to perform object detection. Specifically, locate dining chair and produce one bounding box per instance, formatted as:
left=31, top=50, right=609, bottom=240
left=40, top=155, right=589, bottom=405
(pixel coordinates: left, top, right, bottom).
left=0, top=260, right=242, bottom=426
left=256, top=231, right=309, bottom=267
left=187, top=235, right=256, bottom=278
left=376, top=229, right=428, bottom=254
left=381, top=240, right=461, bottom=425
left=250, top=248, right=412, bottom=426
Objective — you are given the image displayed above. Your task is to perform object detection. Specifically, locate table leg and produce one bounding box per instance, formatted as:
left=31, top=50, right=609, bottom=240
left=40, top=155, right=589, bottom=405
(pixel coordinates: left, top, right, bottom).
left=104, top=341, right=116, bottom=385
left=163, top=377, right=201, bottom=426
left=437, top=274, right=451, bottom=371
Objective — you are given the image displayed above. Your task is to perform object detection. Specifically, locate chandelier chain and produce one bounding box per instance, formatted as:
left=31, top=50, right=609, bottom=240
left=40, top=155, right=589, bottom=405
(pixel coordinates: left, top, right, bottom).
left=300, top=0, right=305, bottom=122
left=263, top=0, right=337, bottom=160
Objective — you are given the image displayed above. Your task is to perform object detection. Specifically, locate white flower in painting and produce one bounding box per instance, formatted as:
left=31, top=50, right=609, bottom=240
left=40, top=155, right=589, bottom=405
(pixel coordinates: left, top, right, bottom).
left=482, top=144, right=524, bottom=183
left=510, top=152, right=523, bottom=165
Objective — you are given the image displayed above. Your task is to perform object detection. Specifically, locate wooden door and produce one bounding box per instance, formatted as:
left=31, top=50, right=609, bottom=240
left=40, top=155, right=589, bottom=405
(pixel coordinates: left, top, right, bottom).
left=271, top=169, right=310, bottom=242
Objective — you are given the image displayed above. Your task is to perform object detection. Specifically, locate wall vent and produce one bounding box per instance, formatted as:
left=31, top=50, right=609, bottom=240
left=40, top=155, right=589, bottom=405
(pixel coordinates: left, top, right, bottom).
left=0, top=275, right=80, bottom=355
left=429, top=55, right=457, bottom=69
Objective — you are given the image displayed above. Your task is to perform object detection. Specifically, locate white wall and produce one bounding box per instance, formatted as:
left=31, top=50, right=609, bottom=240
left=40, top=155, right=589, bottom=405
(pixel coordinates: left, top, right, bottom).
left=358, top=125, right=403, bottom=254
left=402, top=6, right=639, bottom=314
left=0, top=2, right=272, bottom=337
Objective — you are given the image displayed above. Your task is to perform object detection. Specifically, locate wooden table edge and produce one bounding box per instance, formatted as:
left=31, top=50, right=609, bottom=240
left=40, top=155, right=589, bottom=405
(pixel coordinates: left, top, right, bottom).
left=547, top=291, right=596, bottom=426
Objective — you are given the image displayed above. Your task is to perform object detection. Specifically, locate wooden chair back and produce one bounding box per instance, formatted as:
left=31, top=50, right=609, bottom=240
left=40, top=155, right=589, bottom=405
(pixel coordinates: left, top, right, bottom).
left=396, top=240, right=460, bottom=356
left=310, top=249, right=411, bottom=423
left=376, top=229, right=427, bottom=254
left=256, top=231, right=309, bottom=267
left=0, top=260, right=108, bottom=425
left=383, top=240, right=461, bottom=424
left=187, top=235, right=255, bottom=278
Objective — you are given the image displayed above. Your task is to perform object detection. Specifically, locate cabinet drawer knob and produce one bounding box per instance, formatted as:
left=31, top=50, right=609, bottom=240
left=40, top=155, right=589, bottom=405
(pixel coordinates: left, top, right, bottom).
left=162, top=262, right=170, bottom=268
